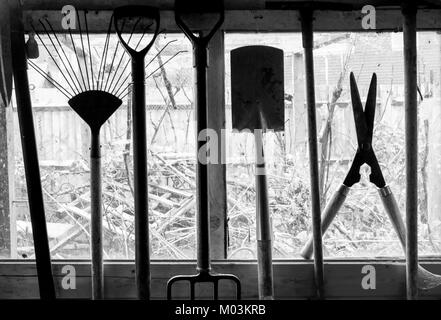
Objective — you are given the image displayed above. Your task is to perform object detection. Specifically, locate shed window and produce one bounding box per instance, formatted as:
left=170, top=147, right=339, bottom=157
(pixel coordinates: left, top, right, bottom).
left=2, top=31, right=441, bottom=261
left=224, top=32, right=441, bottom=259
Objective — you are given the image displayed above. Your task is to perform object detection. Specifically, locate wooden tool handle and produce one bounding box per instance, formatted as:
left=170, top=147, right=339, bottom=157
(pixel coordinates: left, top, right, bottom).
left=10, top=0, right=55, bottom=299
left=90, top=134, right=103, bottom=299
left=378, top=186, right=406, bottom=248
left=300, top=184, right=349, bottom=259
left=254, top=131, right=274, bottom=299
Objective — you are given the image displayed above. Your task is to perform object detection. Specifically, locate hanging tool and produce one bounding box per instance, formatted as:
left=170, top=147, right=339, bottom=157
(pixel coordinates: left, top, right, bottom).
left=69, top=93, right=121, bottom=300
left=114, top=5, right=160, bottom=300
left=230, top=45, right=284, bottom=300
left=30, top=12, right=126, bottom=299
left=31, top=9, right=180, bottom=299
left=402, top=2, right=419, bottom=300
left=167, top=0, right=241, bottom=300
left=9, top=0, right=55, bottom=299
left=300, top=72, right=441, bottom=290
left=300, top=8, right=325, bottom=299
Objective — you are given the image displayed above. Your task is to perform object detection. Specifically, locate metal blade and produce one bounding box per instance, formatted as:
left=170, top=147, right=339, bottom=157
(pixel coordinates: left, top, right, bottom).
left=342, top=151, right=363, bottom=187
left=349, top=72, right=368, bottom=148
left=231, top=45, right=285, bottom=132
left=364, top=73, right=377, bottom=145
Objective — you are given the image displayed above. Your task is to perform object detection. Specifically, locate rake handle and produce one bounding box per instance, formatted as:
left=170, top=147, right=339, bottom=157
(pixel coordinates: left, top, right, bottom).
left=300, top=184, right=349, bottom=259
left=90, top=132, right=103, bottom=299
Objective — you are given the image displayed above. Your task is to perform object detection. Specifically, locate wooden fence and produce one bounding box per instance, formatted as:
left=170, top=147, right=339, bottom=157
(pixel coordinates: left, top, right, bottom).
left=12, top=97, right=404, bottom=166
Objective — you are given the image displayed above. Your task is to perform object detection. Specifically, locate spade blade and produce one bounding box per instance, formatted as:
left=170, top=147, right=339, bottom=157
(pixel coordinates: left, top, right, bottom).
left=231, top=45, right=285, bottom=132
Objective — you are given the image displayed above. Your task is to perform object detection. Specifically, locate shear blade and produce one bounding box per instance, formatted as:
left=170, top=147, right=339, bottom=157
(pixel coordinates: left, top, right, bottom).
left=364, top=73, right=377, bottom=145
left=350, top=72, right=369, bottom=148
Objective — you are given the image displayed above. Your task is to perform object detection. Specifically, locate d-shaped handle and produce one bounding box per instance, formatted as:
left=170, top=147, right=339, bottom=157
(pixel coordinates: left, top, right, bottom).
left=174, top=0, right=224, bottom=44
left=113, top=5, right=160, bottom=57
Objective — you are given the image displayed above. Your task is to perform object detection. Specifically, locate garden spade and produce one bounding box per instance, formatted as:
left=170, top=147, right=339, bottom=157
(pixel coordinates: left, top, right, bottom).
left=231, top=45, right=285, bottom=300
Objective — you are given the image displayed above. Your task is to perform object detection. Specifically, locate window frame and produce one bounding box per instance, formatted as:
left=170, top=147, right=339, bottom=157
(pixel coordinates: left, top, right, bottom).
left=1, top=5, right=440, bottom=299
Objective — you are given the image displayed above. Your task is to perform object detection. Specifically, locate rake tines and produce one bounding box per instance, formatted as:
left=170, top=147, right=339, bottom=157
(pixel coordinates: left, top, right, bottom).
left=167, top=271, right=241, bottom=300
left=28, top=12, right=184, bottom=102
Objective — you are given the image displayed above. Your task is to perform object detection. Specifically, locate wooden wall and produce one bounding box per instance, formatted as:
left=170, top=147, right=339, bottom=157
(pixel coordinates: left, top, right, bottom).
left=0, top=260, right=441, bottom=299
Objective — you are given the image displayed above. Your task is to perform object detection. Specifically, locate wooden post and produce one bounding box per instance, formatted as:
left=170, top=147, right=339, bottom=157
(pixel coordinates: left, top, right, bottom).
left=402, top=2, right=419, bottom=300
left=207, top=30, right=227, bottom=259
left=300, top=9, right=325, bottom=299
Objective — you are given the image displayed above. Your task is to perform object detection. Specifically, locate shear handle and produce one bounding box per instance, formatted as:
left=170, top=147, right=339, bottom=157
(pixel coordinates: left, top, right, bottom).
left=300, top=184, right=350, bottom=259
left=378, top=186, right=406, bottom=247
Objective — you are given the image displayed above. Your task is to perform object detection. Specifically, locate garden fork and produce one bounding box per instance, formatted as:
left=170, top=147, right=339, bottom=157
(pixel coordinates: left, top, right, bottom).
left=167, top=0, right=241, bottom=300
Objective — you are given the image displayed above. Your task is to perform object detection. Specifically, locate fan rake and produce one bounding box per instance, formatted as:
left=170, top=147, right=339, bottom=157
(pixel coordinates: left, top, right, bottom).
left=28, top=10, right=183, bottom=299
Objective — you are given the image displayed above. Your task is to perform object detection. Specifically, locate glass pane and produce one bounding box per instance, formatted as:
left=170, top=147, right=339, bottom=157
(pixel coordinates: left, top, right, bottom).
left=225, top=32, right=441, bottom=259
left=5, top=32, right=194, bottom=260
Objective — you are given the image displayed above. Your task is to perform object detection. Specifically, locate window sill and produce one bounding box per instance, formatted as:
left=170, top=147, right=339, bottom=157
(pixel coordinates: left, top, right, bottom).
left=0, top=259, right=440, bottom=299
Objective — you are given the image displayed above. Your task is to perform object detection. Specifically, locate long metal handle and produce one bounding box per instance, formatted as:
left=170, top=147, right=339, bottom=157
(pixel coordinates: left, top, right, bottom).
left=194, top=42, right=210, bottom=272
left=300, top=184, right=349, bottom=259
left=254, top=131, right=274, bottom=300
left=9, top=0, right=55, bottom=300
left=131, top=56, right=150, bottom=299
left=90, top=132, right=103, bottom=299
left=175, top=0, right=224, bottom=275
left=402, top=2, right=419, bottom=300
left=300, top=8, right=324, bottom=299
